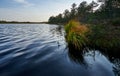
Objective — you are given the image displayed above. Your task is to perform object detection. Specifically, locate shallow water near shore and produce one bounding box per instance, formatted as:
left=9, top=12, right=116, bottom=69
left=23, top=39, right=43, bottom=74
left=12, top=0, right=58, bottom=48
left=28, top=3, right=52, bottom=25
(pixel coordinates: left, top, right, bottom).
left=0, top=24, right=119, bottom=76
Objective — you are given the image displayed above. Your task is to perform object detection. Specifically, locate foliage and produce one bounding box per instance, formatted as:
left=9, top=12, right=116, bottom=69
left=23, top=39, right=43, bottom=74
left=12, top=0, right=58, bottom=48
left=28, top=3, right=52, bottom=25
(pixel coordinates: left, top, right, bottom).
left=65, top=20, right=89, bottom=50
left=65, top=21, right=120, bottom=51
left=48, top=0, right=120, bottom=25
left=110, top=18, right=120, bottom=26
left=49, top=0, right=120, bottom=51
left=89, top=25, right=120, bottom=50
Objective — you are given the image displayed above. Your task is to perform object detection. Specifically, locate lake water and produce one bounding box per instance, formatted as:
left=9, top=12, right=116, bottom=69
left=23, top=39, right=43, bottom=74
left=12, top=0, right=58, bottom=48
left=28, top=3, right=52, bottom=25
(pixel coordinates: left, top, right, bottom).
left=0, top=24, right=120, bottom=76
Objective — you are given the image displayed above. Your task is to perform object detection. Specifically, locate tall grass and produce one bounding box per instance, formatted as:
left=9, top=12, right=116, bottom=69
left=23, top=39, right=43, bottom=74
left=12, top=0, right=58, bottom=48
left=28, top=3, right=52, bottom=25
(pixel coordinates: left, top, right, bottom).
left=65, top=20, right=89, bottom=50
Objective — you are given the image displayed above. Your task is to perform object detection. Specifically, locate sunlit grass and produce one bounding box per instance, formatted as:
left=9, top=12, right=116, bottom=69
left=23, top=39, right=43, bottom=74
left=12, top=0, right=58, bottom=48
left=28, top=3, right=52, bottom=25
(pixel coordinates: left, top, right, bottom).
left=65, top=20, right=89, bottom=50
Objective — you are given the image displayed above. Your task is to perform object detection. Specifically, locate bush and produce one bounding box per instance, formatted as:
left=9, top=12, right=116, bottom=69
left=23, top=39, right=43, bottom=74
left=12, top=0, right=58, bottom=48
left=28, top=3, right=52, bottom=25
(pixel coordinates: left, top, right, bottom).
left=111, top=18, right=120, bottom=26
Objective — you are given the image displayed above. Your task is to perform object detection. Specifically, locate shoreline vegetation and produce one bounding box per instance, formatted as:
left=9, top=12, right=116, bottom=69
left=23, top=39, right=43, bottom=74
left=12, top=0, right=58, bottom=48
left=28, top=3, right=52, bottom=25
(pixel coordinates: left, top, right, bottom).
left=0, top=21, right=48, bottom=24
left=65, top=20, right=120, bottom=51
left=48, top=0, right=120, bottom=53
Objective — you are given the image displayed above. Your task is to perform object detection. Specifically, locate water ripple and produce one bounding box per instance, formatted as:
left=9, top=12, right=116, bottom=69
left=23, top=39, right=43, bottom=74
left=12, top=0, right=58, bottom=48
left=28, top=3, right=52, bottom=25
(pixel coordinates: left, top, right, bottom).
left=0, top=24, right=119, bottom=76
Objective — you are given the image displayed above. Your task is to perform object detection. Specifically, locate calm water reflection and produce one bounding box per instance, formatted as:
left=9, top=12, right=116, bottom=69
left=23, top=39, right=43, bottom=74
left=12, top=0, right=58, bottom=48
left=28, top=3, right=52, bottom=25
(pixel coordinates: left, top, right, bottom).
left=0, top=24, right=119, bottom=76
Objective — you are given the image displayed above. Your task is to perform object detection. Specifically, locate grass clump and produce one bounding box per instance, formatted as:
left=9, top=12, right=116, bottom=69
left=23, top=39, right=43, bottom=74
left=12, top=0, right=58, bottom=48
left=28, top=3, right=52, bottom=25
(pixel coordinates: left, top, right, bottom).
left=65, top=20, right=89, bottom=50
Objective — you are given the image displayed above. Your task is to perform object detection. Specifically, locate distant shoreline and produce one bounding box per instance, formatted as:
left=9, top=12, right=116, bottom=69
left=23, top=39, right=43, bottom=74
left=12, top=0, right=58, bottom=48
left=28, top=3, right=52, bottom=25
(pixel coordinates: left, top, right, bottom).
left=0, top=21, right=48, bottom=24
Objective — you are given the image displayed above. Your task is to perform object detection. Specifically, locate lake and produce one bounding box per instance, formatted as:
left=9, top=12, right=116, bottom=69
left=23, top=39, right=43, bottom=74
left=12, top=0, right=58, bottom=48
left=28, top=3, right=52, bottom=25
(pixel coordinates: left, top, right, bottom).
left=0, top=24, right=120, bottom=76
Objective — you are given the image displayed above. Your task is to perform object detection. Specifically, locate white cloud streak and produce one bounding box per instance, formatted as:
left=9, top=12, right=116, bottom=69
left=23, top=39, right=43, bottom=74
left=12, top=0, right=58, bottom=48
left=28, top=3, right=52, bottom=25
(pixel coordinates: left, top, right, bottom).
left=14, top=0, right=34, bottom=7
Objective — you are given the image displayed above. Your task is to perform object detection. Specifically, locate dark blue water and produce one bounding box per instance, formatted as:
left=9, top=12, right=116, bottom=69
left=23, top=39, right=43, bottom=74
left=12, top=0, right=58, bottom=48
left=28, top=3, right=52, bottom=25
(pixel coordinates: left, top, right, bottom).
left=0, top=24, right=119, bottom=76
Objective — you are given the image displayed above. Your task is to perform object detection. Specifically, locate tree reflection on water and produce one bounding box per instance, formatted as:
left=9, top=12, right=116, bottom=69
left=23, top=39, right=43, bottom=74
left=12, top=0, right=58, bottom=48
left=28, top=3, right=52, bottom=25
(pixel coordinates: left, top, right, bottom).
left=68, top=47, right=120, bottom=76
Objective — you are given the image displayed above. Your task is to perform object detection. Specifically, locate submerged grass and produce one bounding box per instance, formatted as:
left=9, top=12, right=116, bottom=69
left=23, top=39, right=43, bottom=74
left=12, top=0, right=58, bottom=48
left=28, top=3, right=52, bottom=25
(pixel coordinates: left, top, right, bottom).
left=65, top=20, right=120, bottom=51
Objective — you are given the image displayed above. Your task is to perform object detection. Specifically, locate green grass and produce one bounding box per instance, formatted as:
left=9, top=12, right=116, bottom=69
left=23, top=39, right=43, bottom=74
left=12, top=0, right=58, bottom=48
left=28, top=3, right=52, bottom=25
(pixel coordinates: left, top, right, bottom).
left=65, top=20, right=89, bottom=50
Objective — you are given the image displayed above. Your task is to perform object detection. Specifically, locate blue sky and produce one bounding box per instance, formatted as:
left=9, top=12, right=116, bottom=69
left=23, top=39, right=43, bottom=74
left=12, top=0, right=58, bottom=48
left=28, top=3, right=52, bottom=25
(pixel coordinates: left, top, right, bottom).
left=0, top=0, right=95, bottom=22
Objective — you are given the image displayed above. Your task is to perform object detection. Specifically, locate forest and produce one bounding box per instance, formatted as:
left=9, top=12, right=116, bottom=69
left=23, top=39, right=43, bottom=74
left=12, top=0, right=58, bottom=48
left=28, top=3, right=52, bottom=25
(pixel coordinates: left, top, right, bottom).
left=48, top=0, right=120, bottom=25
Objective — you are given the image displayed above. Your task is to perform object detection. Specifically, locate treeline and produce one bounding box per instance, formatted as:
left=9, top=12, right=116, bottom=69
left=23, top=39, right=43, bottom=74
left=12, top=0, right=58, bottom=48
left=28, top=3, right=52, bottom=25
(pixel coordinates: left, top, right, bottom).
left=0, top=20, right=46, bottom=24
left=0, top=20, right=30, bottom=23
left=48, top=0, right=120, bottom=25
left=0, top=20, right=7, bottom=23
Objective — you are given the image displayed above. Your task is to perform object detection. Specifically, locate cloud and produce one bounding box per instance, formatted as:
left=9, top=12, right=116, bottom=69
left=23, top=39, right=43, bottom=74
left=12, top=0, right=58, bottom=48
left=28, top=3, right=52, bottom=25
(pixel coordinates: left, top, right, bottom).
left=14, top=0, right=34, bottom=7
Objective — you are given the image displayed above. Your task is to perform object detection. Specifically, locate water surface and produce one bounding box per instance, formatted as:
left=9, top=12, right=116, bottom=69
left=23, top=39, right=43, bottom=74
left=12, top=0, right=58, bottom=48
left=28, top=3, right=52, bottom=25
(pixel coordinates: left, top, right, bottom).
left=0, top=24, right=119, bottom=76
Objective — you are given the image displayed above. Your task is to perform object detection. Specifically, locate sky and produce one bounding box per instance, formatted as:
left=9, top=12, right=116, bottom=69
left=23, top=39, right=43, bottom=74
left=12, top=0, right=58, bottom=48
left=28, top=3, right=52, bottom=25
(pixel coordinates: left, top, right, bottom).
left=0, top=0, right=96, bottom=22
